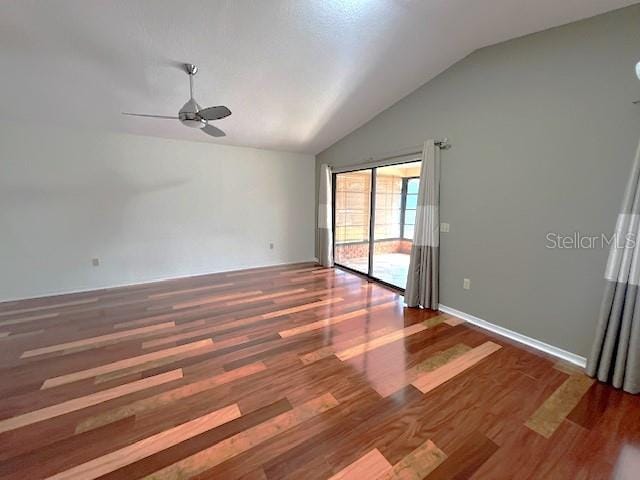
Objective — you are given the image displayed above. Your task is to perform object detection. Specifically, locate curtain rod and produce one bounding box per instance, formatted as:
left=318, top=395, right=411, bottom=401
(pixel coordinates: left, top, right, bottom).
left=435, top=138, right=451, bottom=149
left=330, top=138, right=450, bottom=173
left=375, top=139, right=451, bottom=162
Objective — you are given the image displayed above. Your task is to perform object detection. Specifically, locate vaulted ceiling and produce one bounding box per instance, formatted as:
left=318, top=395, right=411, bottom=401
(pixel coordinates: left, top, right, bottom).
left=1, top=0, right=637, bottom=154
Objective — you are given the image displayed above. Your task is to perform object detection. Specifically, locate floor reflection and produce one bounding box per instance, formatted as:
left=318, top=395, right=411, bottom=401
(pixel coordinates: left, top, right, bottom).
left=613, top=444, right=640, bottom=480
left=337, top=253, right=410, bottom=289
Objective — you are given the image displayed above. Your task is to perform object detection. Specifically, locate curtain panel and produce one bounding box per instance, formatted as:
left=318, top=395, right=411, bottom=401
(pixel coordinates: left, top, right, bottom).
left=587, top=140, right=640, bottom=394
left=318, top=164, right=334, bottom=268
left=405, top=140, right=440, bottom=309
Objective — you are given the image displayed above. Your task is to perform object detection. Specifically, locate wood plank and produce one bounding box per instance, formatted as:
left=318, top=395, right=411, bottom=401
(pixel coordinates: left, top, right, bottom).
left=142, top=393, right=339, bottom=479
left=0, top=329, right=45, bottom=342
left=328, top=449, right=392, bottom=480
left=75, top=362, right=266, bottom=433
left=0, top=369, right=183, bottom=434
left=272, top=286, right=358, bottom=304
left=525, top=374, right=594, bottom=438
left=279, top=301, right=395, bottom=338
left=142, top=327, right=249, bottom=349
left=93, top=342, right=218, bottom=384
left=412, top=341, right=502, bottom=394
left=46, top=403, right=241, bottom=480
left=278, top=267, right=325, bottom=276
left=380, top=439, right=446, bottom=479
left=443, top=316, right=465, bottom=327
left=172, top=290, right=263, bottom=309
left=311, top=268, right=334, bottom=275
left=223, top=265, right=291, bottom=278
left=148, top=282, right=234, bottom=299
left=41, top=339, right=213, bottom=389
left=0, top=298, right=98, bottom=317
left=240, top=468, right=268, bottom=480
left=225, top=288, right=307, bottom=306
left=425, top=430, right=498, bottom=480
left=299, top=326, right=397, bottom=365
left=260, top=297, right=343, bottom=319
left=374, top=344, right=472, bottom=397
left=336, top=323, right=429, bottom=361
left=0, top=312, right=59, bottom=327
left=279, top=309, right=368, bottom=338
left=329, top=440, right=446, bottom=480
left=20, top=322, right=176, bottom=358
left=288, top=275, right=337, bottom=284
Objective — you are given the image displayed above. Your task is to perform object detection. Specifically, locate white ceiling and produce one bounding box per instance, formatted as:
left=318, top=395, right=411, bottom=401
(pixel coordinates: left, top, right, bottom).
left=1, top=0, right=637, bottom=154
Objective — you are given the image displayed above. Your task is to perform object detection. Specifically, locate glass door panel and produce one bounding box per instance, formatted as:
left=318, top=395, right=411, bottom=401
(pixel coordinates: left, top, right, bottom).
left=334, top=170, right=372, bottom=274
left=403, top=178, right=420, bottom=241
left=371, top=161, right=422, bottom=289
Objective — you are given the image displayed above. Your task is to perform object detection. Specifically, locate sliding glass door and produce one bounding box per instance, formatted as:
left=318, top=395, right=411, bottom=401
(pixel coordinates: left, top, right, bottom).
left=334, top=170, right=371, bottom=274
left=333, top=160, right=422, bottom=290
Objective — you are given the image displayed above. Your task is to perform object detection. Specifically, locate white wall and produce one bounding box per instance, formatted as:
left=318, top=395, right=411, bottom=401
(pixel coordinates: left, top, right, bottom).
left=0, top=121, right=315, bottom=301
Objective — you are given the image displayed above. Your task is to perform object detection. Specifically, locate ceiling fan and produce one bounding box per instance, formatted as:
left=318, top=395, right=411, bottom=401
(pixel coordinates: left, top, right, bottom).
left=122, top=63, right=231, bottom=137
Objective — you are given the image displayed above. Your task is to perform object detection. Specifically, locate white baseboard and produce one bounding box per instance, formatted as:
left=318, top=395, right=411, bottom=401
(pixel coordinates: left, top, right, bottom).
left=0, top=259, right=318, bottom=304
left=438, top=304, right=587, bottom=368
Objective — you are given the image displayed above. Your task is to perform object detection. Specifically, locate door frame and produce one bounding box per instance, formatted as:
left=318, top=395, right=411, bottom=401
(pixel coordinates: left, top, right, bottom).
left=331, top=158, right=420, bottom=292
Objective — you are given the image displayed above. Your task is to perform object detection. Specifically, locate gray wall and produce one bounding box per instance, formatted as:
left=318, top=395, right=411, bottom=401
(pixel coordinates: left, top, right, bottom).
left=316, top=5, right=640, bottom=357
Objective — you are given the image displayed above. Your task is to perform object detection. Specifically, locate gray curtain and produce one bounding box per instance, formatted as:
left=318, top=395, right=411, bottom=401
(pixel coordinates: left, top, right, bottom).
left=587, top=140, right=640, bottom=394
left=405, top=140, right=440, bottom=309
left=317, top=164, right=334, bottom=267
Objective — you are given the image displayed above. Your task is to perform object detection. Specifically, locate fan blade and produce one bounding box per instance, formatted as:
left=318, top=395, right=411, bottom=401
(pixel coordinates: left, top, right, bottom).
left=198, top=106, right=231, bottom=121
left=201, top=124, right=226, bottom=137
left=122, top=113, right=178, bottom=119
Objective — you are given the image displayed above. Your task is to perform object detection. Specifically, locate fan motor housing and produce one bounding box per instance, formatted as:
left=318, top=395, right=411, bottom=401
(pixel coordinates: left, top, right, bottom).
left=179, top=98, right=206, bottom=129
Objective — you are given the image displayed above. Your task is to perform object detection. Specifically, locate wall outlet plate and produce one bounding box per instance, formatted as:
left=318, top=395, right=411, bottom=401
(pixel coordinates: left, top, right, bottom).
left=440, top=223, right=450, bottom=232
left=92, top=258, right=100, bottom=267
left=463, top=278, right=471, bottom=290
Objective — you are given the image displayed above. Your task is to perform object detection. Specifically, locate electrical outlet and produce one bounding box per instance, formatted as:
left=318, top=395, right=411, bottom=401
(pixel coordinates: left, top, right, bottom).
left=269, top=242, right=274, bottom=250
left=440, top=223, right=450, bottom=232
left=463, top=278, right=471, bottom=290
left=92, top=258, right=100, bottom=267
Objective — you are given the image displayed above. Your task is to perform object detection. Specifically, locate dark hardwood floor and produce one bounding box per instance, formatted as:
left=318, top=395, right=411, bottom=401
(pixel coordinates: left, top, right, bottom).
left=0, top=262, right=638, bottom=479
